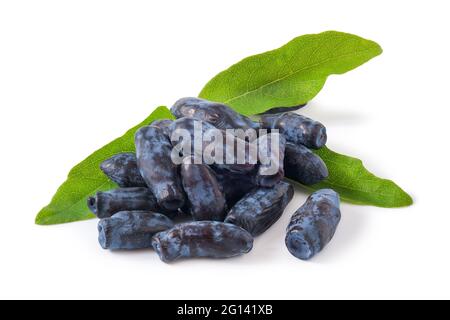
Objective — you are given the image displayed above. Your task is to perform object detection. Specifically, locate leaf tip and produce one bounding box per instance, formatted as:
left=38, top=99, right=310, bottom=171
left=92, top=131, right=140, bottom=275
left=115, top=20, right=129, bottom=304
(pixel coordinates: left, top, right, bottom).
left=35, top=209, right=48, bottom=226
left=35, top=206, right=58, bottom=226
left=372, top=41, right=383, bottom=57
left=398, top=190, right=414, bottom=207
left=382, top=182, right=414, bottom=208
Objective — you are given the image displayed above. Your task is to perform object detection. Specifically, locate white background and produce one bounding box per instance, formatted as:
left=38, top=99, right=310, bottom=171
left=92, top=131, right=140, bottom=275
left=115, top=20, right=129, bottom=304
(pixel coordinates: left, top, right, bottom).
left=0, top=0, right=448, bottom=300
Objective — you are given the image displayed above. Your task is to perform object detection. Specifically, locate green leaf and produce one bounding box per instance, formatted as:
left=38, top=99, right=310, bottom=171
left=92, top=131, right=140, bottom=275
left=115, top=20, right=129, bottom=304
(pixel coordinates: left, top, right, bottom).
left=294, top=147, right=413, bottom=207
left=199, top=31, right=411, bottom=207
left=199, top=31, right=382, bottom=115
left=35, top=106, right=175, bottom=225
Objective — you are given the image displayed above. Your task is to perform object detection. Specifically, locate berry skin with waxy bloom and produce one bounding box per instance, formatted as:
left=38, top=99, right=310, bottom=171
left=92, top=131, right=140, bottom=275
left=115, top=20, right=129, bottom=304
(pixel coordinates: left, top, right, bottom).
left=98, top=211, right=174, bottom=250
left=100, top=153, right=147, bottom=188
left=135, top=126, right=186, bottom=212
left=171, top=97, right=260, bottom=132
left=225, top=181, right=294, bottom=237
left=286, top=189, right=341, bottom=260
left=152, top=221, right=254, bottom=263
left=88, top=187, right=160, bottom=219
left=181, top=156, right=227, bottom=222
left=150, top=119, right=174, bottom=138
left=284, top=143, right=329, bottom=185
left=260, top=112, right=327, bottom=149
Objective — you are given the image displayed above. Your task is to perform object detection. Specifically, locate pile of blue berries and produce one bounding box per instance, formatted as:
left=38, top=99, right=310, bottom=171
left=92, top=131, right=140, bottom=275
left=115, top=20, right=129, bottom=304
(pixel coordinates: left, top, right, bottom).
left=88, top=98, right=341, bottom=263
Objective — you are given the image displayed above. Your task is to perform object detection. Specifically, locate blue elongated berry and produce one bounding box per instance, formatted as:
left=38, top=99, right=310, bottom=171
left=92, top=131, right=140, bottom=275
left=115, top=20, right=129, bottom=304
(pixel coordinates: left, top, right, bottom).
left=87, top=187, right=160, bottom=219
left=98, top=211, right=174, bottom=250
left=171, top=97, right=260, bottom=132
left=150, top=119, right=174, bottom=137
left=100, top=153, right=147, bottom=188
left=135, top=126, right=186, bottom=211
left=214, top=169, right=257, bottom=207
left=284, top=143, right=328, bottom=185
left=260, top=112, right=327, bottom=149
left=286, top=189, right=341, bottom=260
left=152, top=221, right=253, bottom=263
left=256, top=133, right=286, bottom=187
left=225, top=181, right=294, bottom=237
left=180, top=156, right=227, bottom=221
